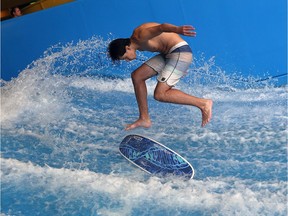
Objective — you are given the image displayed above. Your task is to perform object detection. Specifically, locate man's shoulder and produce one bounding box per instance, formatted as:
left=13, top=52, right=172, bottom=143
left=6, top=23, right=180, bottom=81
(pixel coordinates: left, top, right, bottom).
left=133, top=22, right=160, bottom=32
left=138, top=22, right=160, bottom=28
left=132, top=22, right=160, bottom=37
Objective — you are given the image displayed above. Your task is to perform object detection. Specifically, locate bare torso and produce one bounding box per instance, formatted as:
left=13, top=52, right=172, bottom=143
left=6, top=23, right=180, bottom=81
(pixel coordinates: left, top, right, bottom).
left=130, top=22, right=185, bottom=54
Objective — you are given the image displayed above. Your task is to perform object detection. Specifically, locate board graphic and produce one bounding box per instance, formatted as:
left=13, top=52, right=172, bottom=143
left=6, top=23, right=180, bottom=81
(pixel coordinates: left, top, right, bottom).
left=119, top=134, right=194, bottom=179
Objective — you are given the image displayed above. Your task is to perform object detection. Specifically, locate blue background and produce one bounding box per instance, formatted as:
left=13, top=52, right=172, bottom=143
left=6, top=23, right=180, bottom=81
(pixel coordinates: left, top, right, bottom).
left=1, top=0, right=287, bottom=83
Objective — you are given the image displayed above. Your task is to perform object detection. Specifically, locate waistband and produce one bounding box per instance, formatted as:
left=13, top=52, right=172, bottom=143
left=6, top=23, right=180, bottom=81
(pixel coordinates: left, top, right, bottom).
left=168, top=41, right=189, bottom=53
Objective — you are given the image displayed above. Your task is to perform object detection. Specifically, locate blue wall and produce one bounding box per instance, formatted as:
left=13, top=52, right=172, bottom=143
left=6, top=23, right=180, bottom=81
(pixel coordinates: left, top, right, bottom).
left=1, top=0, right=287, bottom=83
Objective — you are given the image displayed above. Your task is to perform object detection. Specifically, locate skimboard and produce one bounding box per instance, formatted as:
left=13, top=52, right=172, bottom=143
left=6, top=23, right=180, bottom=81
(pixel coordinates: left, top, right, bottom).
left=119, top=134, right=194, bottom=179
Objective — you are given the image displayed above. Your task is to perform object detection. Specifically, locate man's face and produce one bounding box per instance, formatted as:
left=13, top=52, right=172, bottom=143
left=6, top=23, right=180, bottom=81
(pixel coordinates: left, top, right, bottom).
left=119, top=46, right=136, bottom=61
left=13, top=8, right=22, bottom=17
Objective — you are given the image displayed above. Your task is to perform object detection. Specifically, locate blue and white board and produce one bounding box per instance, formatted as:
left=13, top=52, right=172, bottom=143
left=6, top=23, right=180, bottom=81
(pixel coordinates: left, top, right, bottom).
left=119, top=134, right=194, bottom=179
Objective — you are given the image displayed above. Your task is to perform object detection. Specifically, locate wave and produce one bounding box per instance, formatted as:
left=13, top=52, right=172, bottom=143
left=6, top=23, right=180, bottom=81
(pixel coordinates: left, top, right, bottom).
left=1, top=158, right=286, bottom=216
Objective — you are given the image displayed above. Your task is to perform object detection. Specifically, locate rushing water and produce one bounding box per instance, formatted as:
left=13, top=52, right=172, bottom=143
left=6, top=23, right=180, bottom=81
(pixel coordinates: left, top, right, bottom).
left=1, top=37, right=287, bottom=216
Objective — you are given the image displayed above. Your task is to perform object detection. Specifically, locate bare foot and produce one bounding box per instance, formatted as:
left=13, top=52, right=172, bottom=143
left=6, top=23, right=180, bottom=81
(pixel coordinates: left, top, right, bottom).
left=125, top=118, right=152, bottom=130
left=201, top=99, right=213, bottom=127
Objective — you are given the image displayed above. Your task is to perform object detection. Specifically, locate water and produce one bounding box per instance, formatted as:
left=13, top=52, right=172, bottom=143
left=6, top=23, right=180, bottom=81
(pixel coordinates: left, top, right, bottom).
left=1, top=37, right=287, bottom=216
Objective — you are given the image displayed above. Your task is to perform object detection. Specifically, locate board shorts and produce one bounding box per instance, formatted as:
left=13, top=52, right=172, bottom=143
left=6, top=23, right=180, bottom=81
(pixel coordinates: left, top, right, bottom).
left=144, top=41, right=192, bottom=86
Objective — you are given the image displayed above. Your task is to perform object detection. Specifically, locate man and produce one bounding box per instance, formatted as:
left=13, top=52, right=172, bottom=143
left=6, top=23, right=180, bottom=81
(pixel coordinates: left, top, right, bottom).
left=108, top=22, right=213, bottom=130
left=10, top=7, right=22, bottom=18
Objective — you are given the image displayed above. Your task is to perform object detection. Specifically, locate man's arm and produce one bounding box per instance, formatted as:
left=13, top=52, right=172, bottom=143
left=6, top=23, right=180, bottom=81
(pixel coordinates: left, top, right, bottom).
left=159, top=23, right=196, bottom=36
left=136, top=23, right=196, bottom=41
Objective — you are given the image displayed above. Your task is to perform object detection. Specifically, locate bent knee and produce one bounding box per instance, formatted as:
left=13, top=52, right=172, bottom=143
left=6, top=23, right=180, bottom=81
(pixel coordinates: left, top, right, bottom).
left=131, top=70, right=138, bottom=81
left=131, top=69, right=146, bottom=83
left=154, top=83, right=171, bottom=102
left=154, top=91, right=166, bottom=102
left=131, top=65, right=156, bottom=83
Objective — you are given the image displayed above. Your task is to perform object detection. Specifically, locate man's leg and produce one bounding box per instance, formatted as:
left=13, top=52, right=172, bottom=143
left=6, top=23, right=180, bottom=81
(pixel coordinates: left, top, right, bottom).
left=154, top=82, right=213, bottom=127
left=125, top=64, right=157, bottom=130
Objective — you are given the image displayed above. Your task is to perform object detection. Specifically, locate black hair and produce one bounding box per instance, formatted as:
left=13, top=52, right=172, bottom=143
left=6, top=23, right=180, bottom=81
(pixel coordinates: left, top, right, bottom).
left=108, top=38, right=131, bottom=61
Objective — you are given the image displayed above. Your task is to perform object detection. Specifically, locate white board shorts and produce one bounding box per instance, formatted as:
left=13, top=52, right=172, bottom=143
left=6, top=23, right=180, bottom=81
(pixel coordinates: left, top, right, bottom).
left=145, top=41, right=193, bottom=86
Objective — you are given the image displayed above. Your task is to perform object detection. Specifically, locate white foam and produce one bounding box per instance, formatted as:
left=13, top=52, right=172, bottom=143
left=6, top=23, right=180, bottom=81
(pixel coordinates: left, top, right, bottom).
left=1, top=158, right=286, bottom=215
left=1, top=71, right=72, bottom=129
left=70, top=76, right=157, bottom=95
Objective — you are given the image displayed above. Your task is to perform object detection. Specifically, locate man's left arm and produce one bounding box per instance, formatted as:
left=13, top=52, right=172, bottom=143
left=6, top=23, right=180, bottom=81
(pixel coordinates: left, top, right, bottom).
left=159, top=23, right=196, bottom=36
left=139, top=23, right=196, bottom=40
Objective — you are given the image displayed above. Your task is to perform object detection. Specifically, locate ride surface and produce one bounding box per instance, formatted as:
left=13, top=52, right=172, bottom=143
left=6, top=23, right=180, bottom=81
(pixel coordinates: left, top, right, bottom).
left=1, top=37, right=287, bottom=215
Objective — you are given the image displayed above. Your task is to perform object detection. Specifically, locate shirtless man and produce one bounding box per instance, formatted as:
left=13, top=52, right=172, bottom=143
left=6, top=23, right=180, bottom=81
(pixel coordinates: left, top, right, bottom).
left=108, top=22, right=213, bottom=130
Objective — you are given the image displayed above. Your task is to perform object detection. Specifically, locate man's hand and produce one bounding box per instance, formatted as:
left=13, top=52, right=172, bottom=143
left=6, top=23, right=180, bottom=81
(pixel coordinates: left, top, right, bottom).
left=178, top=25, right=196, bottom=37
